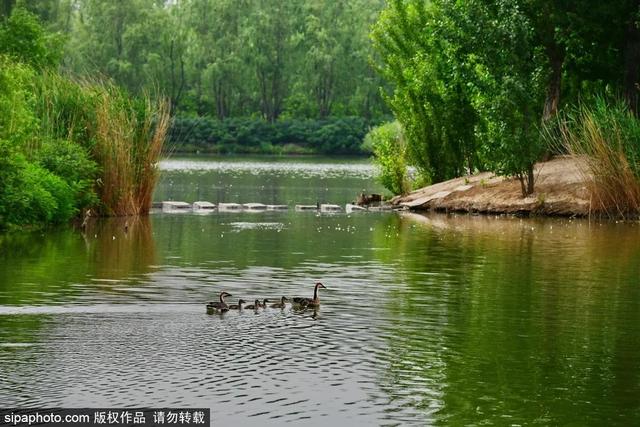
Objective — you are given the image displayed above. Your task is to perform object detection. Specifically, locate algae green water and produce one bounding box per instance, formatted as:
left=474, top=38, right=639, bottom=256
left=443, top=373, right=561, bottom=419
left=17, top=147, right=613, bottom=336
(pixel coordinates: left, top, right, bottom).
left=1, top=156, right=639, bottom=426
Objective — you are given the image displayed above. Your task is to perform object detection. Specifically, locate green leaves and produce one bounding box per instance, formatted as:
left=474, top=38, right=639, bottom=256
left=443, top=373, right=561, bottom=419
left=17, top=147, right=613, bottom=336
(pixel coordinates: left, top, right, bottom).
left=168, top=116, right=370, bottom=155
left=53, top=0, right=387, bottom=121
left=372, top=0, right=552, bottom=194
left=0, top=7, right=63, bottom=69
left=372, top=0, right=479, bottom=183
left=0, top=140, right=77, bottom=229
left=365, top=121, right=411, bottom=195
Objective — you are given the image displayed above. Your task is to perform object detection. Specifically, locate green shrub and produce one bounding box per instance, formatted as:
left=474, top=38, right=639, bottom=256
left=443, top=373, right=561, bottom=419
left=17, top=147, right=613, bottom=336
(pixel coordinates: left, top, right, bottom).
left=0, top=7, right=63, bottom=69
left=0, top=139, right=75, bottom=229
left=167, top=116, right=372, bottom=155
left=365, top=121, right=411, bottom=195
left=33, top=71, right=97, bottom=148
left=34, top=138, right=99, bottom=210
left=0, top=9, right=170, bottom=227
left=0, top=56, right=38, bottom=145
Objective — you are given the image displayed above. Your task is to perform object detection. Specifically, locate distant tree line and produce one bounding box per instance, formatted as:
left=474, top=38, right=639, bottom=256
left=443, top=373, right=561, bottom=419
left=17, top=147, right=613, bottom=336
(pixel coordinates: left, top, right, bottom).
left=4, top=0, right=388, bottom=124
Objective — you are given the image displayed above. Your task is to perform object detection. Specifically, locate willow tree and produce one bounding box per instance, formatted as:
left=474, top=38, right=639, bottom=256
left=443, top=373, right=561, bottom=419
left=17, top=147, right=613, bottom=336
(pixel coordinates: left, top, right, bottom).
left=372, top=0, right=479, bottom=183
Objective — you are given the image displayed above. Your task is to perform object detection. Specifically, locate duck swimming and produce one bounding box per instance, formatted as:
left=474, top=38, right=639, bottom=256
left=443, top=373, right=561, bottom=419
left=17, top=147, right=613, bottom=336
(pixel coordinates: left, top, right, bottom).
left=245, top=299, right=261, bottom=310
left=228, top=299, right=246, bottom=310
left=206, top=291, right=232, bottom=313
left=259, top=298, right=270, bottom=308
left=270, top=296, right=289, bottom=308
left=292, top=282, right=326, bottom=307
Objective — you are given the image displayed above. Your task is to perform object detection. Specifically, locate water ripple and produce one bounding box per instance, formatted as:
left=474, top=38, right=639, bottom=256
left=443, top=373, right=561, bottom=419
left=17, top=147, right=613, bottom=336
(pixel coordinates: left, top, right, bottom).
left=2, top=212, right=640, bottom=425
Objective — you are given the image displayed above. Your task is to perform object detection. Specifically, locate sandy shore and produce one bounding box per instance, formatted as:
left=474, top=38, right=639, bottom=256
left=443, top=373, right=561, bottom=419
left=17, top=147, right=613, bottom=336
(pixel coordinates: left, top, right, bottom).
left=392, top=156, right=591, bottom=216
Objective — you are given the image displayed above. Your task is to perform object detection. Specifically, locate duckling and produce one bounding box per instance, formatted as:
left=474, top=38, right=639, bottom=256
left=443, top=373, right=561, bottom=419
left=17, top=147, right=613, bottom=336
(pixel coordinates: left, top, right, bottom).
left=206, top=291, right=232, bottom=313
left=228, top=299, right=246, bottom=310
left=245, top=299, right=261, bottom=310
left=292, top=282, right=326, bottom=307
left=258, top=298, right=270, bottom=308
left=270, top=296, right=289, bottom=309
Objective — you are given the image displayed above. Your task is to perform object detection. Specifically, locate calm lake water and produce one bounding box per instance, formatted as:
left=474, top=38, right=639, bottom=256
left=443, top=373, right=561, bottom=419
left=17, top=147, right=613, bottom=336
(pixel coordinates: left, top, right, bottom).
left=1, top=156, right=640, bottom=426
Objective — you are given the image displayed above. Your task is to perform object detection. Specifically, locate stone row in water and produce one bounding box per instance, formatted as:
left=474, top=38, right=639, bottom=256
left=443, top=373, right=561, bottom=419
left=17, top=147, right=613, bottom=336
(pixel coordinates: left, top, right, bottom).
left=155, top=201, right=393, bottom=213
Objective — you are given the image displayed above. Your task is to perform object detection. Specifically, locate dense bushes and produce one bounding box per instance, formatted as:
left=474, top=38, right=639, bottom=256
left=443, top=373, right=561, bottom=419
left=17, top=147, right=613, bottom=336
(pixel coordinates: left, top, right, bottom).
left=0, top=139, right=77, bottom=227
left=363, top=122, right=413, bottom=195
left=167, top=116, right=372, bottom=155
left=0, top=54, right=91, bottom=230
left=371, top=0, right=640, bottom=200
left=0, top=7, right=62, bottom=68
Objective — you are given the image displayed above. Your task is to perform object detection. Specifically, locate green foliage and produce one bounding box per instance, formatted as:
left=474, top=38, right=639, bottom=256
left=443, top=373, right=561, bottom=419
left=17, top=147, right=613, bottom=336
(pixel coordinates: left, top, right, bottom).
left=0, top=6, right=173, bottom=229
left=0, top=56, right=38, bottom=144
left=53, top=0, right=388, bottom=121
left=372, top=0, right=640, bottom=196
left=0, top=139, right=76, bottom=229
left=168, top=116, right=371, bottom=155
left=0, top=7, right=63, bottom=68
left=364, top=121, right=410, bottom=195
left=33, top=71, right=97, bottom=147
left=371, top=0, right=480, bottom=184
left=464, top=0, right=546, bottom=195
left=0, top=60, right=97, bottom=229
left=34, top=138, right=99, bottom=210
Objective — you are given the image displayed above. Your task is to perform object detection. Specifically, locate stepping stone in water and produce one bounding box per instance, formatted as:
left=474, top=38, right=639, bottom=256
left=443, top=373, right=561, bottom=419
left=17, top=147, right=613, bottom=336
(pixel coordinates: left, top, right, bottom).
left=295, top=205, right=318, bottom=211
left=346, top=203, right=367, bottom=213
left=243, top=203, right=267, bottom=210
left=162, top=201, right=191, bottom=212
left=193, top=201, right=216, bottom=210
left=266, top=205, right=289, bottom=210
left=368, top=205, right=394, bottom=212
left=320, top=204, right=342, bottom=212
left=218, top=203, right=243, bottom=210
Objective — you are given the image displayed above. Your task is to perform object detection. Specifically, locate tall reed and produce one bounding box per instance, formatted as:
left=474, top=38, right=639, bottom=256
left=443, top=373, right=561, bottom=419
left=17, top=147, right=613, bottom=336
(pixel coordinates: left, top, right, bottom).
left=555, top=97, right=640, bottom=218
left=92, top=84, right=170, bottom=216
left=36, top=74, right=170, bottom=216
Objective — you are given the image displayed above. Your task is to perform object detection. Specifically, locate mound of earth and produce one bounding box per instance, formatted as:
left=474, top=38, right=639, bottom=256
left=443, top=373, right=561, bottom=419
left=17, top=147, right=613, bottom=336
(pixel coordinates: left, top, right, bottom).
left=392, top=156, right=591, bottom=216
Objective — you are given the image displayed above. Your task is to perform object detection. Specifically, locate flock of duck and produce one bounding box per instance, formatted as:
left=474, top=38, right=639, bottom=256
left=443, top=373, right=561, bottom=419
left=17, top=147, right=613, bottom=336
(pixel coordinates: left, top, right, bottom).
left=206, top=282, right=327, bottom=314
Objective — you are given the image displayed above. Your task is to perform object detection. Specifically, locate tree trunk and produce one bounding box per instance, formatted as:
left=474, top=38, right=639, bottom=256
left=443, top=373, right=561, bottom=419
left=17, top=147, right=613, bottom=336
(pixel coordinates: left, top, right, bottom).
left=623, top=2, right=640, bottom=116
left=527, top=162, right=535, bottom=196
left=543, top=47, right=564, bottom=121
left=517, top=163, right=535, bottom=197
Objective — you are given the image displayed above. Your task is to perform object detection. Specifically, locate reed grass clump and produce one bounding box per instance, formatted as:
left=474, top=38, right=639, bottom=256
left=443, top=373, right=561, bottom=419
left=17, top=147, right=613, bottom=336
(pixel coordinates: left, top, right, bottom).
left=557, top=97, right=640, bottom=218
left=36, top=75, right=170, bottom=217
left=91, top=84, right=170, bottom=216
